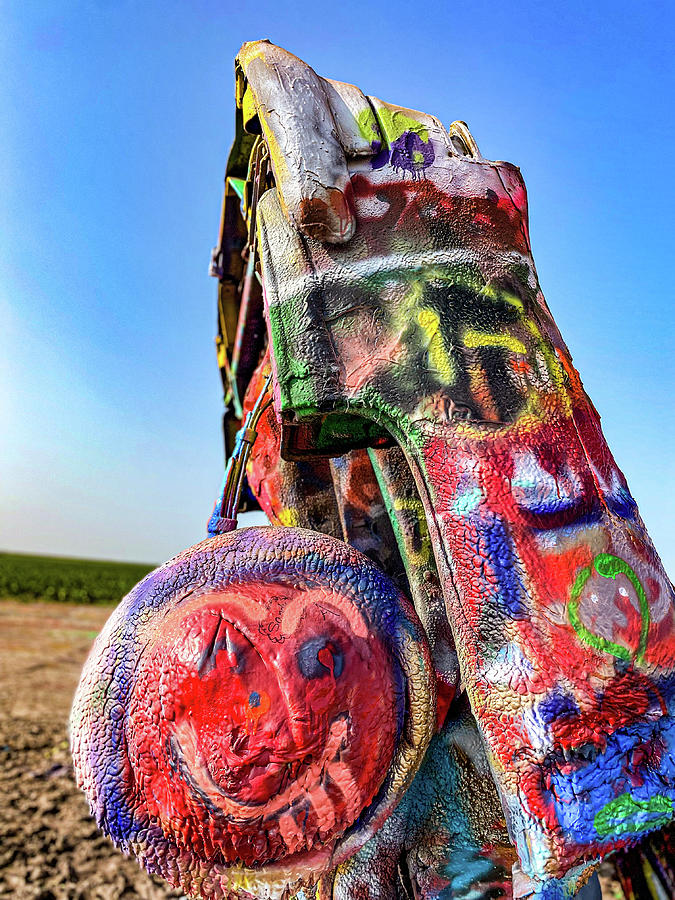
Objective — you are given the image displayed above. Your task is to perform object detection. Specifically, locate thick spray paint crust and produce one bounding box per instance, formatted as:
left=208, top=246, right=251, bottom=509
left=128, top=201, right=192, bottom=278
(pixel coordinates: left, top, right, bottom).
left=257, top=120, right=675, bottom=880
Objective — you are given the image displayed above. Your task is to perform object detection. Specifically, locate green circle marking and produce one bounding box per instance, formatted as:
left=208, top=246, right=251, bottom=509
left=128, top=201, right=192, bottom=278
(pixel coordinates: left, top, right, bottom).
left=568, top=553, right=649, bottom=665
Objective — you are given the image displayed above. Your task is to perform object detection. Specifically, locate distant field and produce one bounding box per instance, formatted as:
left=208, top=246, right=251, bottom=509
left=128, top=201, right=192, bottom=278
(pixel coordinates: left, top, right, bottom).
left=0, top=552, right=155, bottom=605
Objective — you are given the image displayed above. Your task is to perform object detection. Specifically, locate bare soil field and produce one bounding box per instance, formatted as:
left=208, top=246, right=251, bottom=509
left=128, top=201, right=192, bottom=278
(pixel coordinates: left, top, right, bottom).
left=0, top=600, right=182, bottom=899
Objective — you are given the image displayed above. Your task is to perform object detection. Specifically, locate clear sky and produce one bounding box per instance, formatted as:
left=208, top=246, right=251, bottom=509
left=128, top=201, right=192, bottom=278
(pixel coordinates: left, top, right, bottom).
left=2, top=0, right=674, bottom=571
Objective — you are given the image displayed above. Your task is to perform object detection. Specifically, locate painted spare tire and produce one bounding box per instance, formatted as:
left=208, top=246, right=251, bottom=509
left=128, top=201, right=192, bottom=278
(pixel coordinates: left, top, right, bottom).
left=70, top=527, right=435, bottom=900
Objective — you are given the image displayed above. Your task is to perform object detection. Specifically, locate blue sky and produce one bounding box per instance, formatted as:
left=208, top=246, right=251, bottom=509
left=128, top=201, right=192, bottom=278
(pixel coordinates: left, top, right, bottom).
left=2, top=0, right=673, bottom=571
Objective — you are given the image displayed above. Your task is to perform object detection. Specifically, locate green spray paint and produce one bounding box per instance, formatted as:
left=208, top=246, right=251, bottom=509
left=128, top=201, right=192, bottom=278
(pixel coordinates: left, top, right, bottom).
left=594, top=793, right=672, bottom=838
left=568, top=554, right=650, bottom=665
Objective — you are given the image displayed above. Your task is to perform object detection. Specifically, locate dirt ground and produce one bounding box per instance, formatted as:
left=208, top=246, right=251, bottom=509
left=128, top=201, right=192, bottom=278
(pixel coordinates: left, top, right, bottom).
left=0, top=600, right=183, bottom=899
